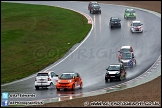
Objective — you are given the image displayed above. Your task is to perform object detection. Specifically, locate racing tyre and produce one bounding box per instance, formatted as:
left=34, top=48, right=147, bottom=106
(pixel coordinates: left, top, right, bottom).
left=124, top=72, right=127, bottom=79
left=80, top=82, right=83, bottom=89
left=110, top=79, right=113, bottom=82
left=119, top=75, right=122, bottom=81
left=72, top=84, right=75, bottom=91
left=124, top=15, right=127, bottom=19
left=35, top=86, right=39, bottom=90
left=105, top=79, right=108, bottom=82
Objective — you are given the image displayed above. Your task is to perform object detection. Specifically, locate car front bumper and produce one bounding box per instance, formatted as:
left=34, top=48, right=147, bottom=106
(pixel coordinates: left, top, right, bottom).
left=105, top=74, right=120, bottom=79
left=132, top=29, right=143, bottom=32
left=56, top=82, right=73, bottom=89
left=93, top=10, right=101, bottom=13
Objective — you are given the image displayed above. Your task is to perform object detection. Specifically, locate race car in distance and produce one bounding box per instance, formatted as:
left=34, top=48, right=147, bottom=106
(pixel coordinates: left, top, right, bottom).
left=90, top=5, right=101, bottom=14
left=105, top=63, right=126, bottom=82
left=88, top=1, right=99, bottom=10
left=119, top=52, right=136, bottom=67
left=109, top=17, right=121, bottom=28
left=124, top=8, right=136, bottom=19
left=35, top=71, right=58, bottom=90
left=56, top=72, right=83, bottom=91
left=118, top=46, right=133, bottom=62
left=130, top=21, right=143, bottom=33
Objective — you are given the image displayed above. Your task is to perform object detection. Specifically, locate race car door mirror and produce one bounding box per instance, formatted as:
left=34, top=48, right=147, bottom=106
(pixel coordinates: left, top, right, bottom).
left=106, top=69, right=108, bottom=71
left=56, top=74, right=58, bottom=77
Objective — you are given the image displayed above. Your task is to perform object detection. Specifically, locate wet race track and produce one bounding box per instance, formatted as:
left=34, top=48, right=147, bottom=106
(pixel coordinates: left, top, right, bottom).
left=1, top=1, right=161, bottom=102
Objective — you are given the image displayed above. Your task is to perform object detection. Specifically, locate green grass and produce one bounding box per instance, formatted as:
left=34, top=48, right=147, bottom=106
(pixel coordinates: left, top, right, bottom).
left=1, top=2, right=91, bottom=84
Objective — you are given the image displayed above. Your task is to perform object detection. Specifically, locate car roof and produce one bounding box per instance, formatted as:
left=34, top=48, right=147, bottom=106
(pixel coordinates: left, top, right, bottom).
left=90, top=1, right=98, bottom=4
left=111, top=17, right=119, bottom=19
left=121, top=46, right=131, bottom=49
left=93, top=5, right=100, bottom=7
left=62, top=72, right=75, bottom=74
left=38, top=71, right=53, bottom=73
left=109, top=64, right=121, bottom=66
left=132, top=21, right=141, bottom=23
left=126, top=8, right=134, bottom=10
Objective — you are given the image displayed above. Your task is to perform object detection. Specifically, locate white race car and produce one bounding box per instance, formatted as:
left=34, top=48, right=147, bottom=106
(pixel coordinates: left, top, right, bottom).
left=35, top=71, right=58, bottom=90
left=130, top=21, right=143, bottom=33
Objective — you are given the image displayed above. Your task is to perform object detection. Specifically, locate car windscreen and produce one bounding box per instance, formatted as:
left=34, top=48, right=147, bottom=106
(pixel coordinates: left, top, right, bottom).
left=37, top=73, right=48, bottom=76
left=93, top=5, right=100, bottom=9
left=126, top=10, right=135, bottom=13
left=60, top=74, right=74, bottom=79
left=108, top=65, right=120, bottom=71
left=111, top=18, right=119, bottom=22
left=133, top=23, right=141, bottom=26
left=121, top=53, right=132, bottom=59
left=121, top=48, right=130, bottom=52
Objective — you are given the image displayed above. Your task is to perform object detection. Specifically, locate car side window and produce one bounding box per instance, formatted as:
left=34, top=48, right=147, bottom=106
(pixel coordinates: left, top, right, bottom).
left=51, top=72, right=53, bottom=77
left=77, top=73, right=80, bottom=77
left=74, top=73, right=78, bottom=77
left=132, top=53, right=134, bottom=58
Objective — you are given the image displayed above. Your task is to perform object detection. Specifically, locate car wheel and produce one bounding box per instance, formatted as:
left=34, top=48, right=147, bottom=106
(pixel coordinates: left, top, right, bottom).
left=49, top=82, right=54, bottom=87
left=80, top=82, right=83, bottom=89
left=90, top=10, right=91, bottom=14
left=35, top=86, right=39, bottom=90
left=105, top=79, right=108, bottom=82
left=110, top=79, right=113, bottom=82
left=57, top=88, right=60, bottom=91
left=119, top=75, right=122, bottom=81
left=72, top=84, right=75, bottom=90
left=124, top=15, right=127, bottom=19
left=124, top=72, right=127, bottom=79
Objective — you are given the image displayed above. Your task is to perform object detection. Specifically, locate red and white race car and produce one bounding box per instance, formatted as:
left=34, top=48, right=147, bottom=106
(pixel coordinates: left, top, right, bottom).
left=130, top=21, right=143, bottom=33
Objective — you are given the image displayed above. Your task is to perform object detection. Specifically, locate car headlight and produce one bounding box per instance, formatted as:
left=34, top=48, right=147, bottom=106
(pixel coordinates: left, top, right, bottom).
left=68, top=80, right=72, bottom=82
left=116, top=71, right=120, bottom=74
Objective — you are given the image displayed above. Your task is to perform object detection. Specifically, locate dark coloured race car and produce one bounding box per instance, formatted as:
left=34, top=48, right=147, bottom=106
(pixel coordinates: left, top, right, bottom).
left=109, top=17, right=121, bottom=28
left=88, top=1, right=99, bottom=10
left=105, top=63, right=126, bottom=82
left=89, top=5, right=101, bottom=14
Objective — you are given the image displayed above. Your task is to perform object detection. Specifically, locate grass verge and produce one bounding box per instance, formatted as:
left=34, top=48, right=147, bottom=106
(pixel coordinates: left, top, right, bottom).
left=1, top=2, right=91, bottom=84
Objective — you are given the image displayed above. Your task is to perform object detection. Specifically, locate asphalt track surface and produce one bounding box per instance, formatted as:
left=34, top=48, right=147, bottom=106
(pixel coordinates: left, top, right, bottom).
left=1, top=1, right=161, bottom=102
